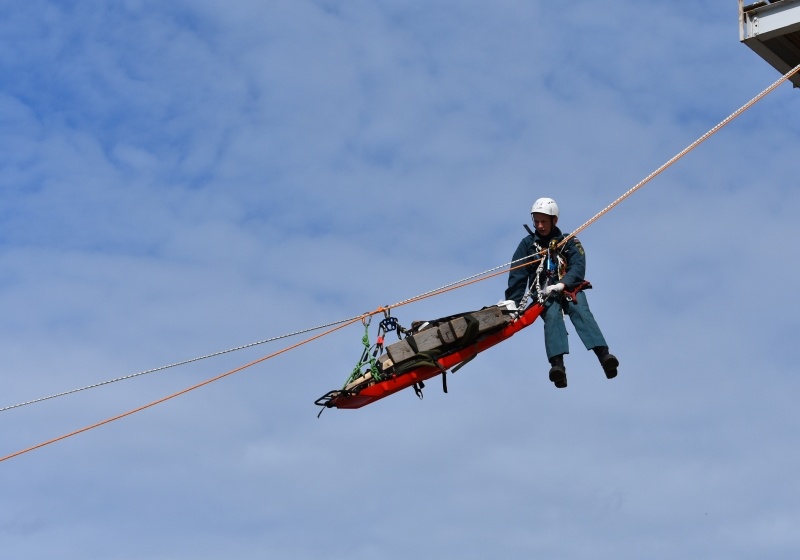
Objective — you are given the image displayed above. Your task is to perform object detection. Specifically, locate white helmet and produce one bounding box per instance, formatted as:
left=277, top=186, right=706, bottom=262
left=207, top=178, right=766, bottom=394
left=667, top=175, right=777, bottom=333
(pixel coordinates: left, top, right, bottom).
left=531, top=197, right=559, bottom=219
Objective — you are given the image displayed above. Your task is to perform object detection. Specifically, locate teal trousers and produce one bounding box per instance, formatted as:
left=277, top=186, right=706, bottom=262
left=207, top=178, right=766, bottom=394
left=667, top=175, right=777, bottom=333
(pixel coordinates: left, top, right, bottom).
left=542, top=291, right=607, bottom=360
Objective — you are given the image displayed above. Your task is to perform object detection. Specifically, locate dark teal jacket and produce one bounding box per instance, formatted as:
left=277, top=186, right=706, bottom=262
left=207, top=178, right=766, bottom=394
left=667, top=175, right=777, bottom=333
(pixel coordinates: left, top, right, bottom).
left=504, top=226, right=587, bottom=306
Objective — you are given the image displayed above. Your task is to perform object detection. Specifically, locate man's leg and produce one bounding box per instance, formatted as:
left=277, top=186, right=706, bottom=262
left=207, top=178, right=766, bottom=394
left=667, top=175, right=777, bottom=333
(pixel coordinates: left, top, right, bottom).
left=564, top=292, right=618, bottom=378
left=543, top=299, right=569, bottom=388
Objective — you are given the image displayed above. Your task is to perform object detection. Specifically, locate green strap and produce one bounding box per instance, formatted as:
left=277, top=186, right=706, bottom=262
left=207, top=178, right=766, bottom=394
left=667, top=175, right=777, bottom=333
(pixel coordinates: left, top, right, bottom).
left=343, top=323, right=381, bottom=388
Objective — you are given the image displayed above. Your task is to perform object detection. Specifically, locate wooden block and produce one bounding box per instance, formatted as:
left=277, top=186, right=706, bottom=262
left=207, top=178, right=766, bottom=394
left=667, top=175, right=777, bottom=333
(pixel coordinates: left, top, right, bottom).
left=471, top=307, right=509, bottom=333
left=379, top=307, right=510, bottom=369
left=412, top=327, right=443, bottom=353
left=441, top=308, right=508, bottom=340
left=438, top=321, right=457, bottom=344
left=448, top=316, right=469, bottom=338
left=344, top=372, right=371, bottom=391
left=379, top=355, right=394, bottom=370
left=386, top=338, right=415, bottom=364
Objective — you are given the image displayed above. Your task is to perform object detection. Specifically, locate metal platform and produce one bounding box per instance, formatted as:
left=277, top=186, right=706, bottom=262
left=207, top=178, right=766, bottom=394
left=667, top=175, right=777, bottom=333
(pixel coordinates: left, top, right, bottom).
left=740, top=0, right=800, bottom=87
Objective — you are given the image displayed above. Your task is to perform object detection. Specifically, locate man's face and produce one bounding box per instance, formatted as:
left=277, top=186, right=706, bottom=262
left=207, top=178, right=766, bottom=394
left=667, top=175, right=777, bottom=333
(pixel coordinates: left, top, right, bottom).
left=532, top=212, right=556, bottom=237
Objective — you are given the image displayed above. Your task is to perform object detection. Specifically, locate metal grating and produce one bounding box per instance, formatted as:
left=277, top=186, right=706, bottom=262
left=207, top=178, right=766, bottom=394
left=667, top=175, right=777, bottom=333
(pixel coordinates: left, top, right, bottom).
left=740, top=0, right=800, bottom=87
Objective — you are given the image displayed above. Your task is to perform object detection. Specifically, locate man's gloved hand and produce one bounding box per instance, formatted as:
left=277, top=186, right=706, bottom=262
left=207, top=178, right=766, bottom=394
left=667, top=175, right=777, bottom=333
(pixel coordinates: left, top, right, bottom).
left=544, top=283, right=565, bottom=297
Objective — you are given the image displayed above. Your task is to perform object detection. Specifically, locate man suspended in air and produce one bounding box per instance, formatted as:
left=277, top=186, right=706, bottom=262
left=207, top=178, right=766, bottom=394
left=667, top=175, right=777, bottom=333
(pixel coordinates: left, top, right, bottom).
left=505, top=198, right=619, bottom=388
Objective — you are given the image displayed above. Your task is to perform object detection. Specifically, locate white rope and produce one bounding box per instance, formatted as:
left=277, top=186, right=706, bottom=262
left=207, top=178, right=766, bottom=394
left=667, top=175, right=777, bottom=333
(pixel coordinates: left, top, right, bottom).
left=561, top=63, right=800, bottom=247
left=0, top=315, right=362, bottom=413
left=386, top=253, right=539, bottom=308
left=2, top=249, right=538, bottom=413
left=5, top=64, right=798, bottom=414
left=0, top=254, right=539, bottom=414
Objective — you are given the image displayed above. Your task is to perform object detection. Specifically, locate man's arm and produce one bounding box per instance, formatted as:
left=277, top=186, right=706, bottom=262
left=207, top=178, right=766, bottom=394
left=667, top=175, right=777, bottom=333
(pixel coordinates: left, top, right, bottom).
left=505, top=238, right=534, bottom=305
left=559, top=236, right=587, bottom=289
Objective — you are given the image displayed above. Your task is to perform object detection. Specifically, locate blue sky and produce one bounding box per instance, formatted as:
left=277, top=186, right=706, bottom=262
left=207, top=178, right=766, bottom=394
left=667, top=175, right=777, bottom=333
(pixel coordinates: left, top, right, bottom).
left=2, top=1, right=800, bottom=558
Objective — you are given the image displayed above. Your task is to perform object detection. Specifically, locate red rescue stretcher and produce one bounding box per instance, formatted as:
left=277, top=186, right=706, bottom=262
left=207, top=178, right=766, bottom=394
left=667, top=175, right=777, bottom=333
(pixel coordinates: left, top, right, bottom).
left=315, top=303, right=543, bottom=411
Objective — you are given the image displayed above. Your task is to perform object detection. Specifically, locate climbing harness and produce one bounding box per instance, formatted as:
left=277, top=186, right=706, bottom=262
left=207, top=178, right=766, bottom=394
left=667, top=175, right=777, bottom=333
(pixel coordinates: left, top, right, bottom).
left=563, top=281, right=592, bottom=304
left=533, top=238, right=567, bottom=304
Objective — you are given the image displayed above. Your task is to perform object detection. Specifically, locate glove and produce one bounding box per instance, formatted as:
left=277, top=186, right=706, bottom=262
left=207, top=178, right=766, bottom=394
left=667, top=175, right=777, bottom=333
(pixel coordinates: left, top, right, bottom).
left=544, top=283, right=565, bottom=297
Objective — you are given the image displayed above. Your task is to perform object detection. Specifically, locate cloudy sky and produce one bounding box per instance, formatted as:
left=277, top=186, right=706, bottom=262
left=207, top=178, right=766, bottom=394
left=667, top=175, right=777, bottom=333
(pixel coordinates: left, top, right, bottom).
left=2, top=1, right=799, bottom=558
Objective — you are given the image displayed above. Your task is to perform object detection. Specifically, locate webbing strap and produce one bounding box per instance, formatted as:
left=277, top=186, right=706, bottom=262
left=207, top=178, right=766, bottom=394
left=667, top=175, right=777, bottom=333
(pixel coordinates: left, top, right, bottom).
left=343, top=323, right=380, bottom=388
left=562, top=281, right=592, bottom=303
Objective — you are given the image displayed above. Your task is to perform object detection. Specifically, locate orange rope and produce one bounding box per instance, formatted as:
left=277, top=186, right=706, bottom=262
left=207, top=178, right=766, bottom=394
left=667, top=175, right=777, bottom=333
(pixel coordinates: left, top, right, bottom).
left=0, top=317, right=362, bottom=463
left=1, top=257, right=543, bottom=463
left=559, top=62, right=800, bottom=249
left=382, top=258, right=541, bottom=310
left=5, top=65, right=797, bottom=463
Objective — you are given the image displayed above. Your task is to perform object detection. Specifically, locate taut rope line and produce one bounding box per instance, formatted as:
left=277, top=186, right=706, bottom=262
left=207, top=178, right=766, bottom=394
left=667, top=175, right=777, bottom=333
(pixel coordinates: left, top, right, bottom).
left=0, top=317, right=362, bottom=463
left=2, top=66, right=797, bottom=462
left=560, top=63, right=800, bottom=248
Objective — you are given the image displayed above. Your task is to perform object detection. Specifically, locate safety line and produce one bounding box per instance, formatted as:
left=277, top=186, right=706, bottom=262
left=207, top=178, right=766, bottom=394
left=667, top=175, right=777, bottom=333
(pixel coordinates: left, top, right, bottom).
left=559, top=63, right=800, bottom=248
left=0, top=255, right=538, bottom=415
left=3, top=64, right=795, bottom=462
left=384, top=255, right=540, bottom=310
left=0, top=315, right=364, bottom=413
left=0, top=259, right=542, bottom=462
left=0, top=317, right=363, bottom=463
left=3, top=64, right=795, bottom=418
left=0, top=258, right=546, bottom=462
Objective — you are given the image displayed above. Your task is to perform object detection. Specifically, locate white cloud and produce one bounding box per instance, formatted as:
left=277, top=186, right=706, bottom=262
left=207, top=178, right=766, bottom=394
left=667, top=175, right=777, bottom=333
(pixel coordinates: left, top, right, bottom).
left=1, top=1, right=799, bottom=559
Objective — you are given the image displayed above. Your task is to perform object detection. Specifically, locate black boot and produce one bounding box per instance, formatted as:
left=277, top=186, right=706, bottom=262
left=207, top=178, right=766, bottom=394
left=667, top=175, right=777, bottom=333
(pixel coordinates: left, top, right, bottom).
left=548, top=354, right=567, bottom=388
left=593, top=346, right=618, bottom=379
